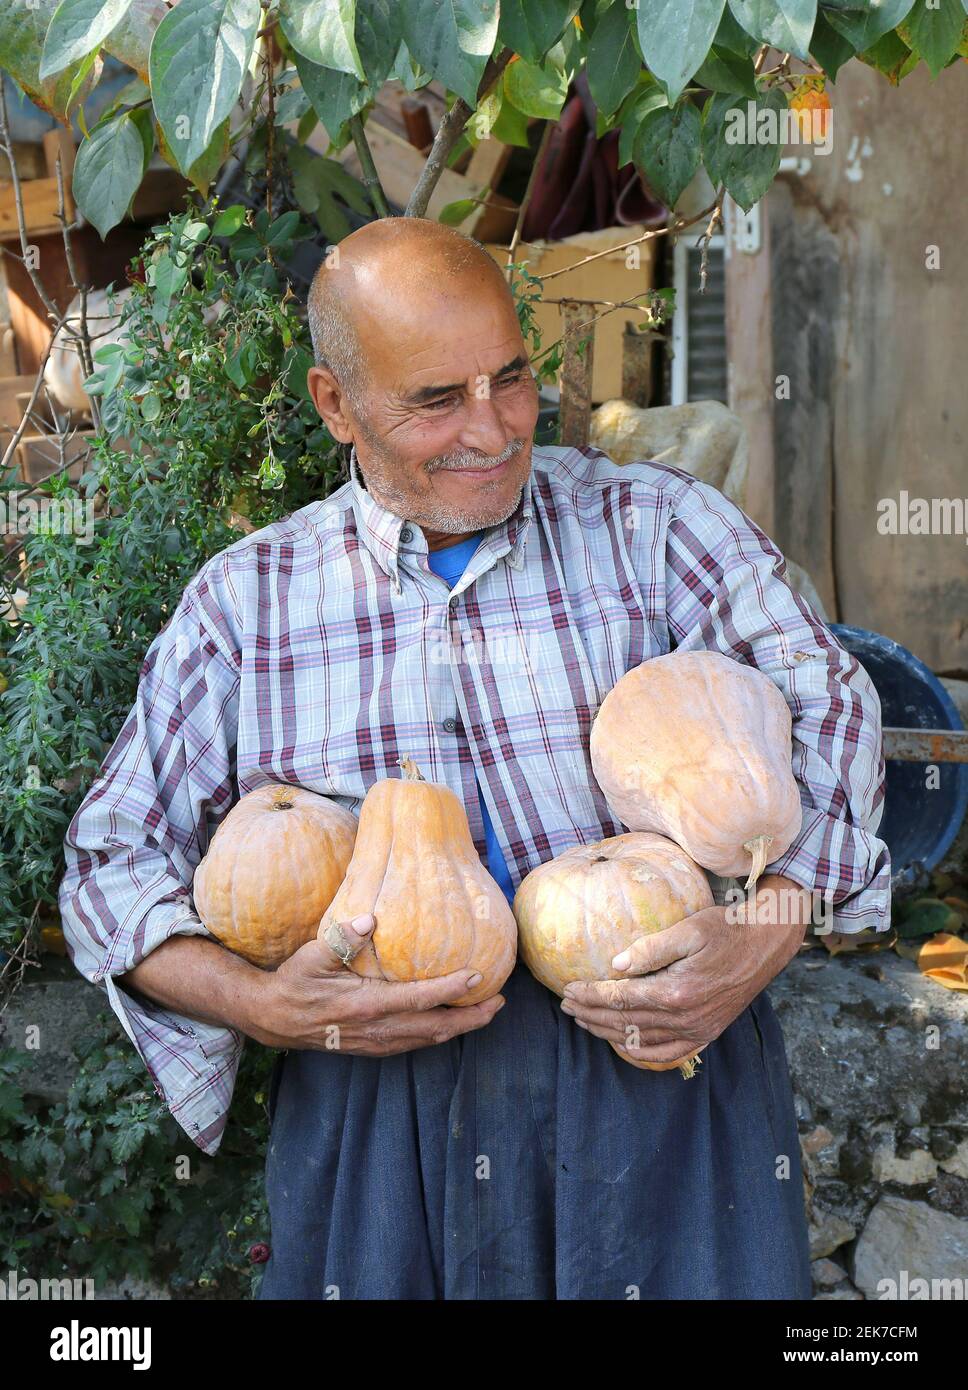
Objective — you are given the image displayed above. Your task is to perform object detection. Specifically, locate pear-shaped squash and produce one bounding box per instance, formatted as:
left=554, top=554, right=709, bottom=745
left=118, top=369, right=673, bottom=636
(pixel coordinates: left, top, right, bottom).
left=193, top=784, right=357, bottom=968
left=590, top=650, right=802, bottom=890
left=514, top=831, right=714, bottom=1077
left=319, top=757, right=517, bottom=1006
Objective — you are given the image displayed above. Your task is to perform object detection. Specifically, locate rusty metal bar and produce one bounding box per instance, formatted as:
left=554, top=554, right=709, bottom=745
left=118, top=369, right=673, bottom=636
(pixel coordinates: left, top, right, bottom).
left=882, top=728, right=968, bottom=764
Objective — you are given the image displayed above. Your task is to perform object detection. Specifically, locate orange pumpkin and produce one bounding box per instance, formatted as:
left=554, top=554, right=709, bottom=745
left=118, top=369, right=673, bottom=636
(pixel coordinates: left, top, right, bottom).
left=514, top=831, right=714, bottom=1077
left=590, top=650, right=802, bottom=890
left=193, top=784, right=357, bottom=968
left=318, top=757, right=517, bottom=1006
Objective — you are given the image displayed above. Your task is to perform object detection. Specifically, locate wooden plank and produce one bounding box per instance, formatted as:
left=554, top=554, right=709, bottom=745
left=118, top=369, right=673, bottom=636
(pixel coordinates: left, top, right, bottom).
left=724, top=196, right=775, bottom=540
left=558, top=300, right=595, bottom=448
left=882, top=728, right=968, bottom=764
left=0, top=176, right=74, bottom=241
left=464, top=137, right=514, bottom=192
left=16, top=431, right=92, bottom=486
left=768, top=179, right=839, bottom=620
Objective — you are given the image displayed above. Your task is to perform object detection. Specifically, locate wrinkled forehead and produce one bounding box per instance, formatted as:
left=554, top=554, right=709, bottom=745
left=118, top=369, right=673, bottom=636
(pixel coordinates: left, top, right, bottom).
left=346, top=260, right=527, bottom=389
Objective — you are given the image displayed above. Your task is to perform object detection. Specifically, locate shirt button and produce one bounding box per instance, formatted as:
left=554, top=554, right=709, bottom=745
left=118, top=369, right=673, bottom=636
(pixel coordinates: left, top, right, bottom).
left=400, top=526, right=413, bottom=543
left=442, top=717, right=458, bottom=733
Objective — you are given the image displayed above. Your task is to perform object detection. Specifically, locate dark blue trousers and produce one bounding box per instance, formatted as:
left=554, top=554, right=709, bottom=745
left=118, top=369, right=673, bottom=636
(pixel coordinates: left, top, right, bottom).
left=258, top=963, right=811, bottom=1300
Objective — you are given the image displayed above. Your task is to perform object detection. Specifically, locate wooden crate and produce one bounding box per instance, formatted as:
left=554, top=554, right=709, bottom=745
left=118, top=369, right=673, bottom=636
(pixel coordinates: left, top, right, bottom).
left=485, top=227, right=657, bottom=404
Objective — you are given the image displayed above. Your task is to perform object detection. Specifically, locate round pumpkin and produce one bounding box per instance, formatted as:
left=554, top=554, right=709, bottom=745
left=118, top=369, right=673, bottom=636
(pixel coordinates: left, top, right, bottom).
left=590, top=650, right=802, bottom=890
left=514, top=831, right=714, bottom=1077
left=193, top=784, right=357, bottom=968
left=318, top=757, right=517, bottom=1006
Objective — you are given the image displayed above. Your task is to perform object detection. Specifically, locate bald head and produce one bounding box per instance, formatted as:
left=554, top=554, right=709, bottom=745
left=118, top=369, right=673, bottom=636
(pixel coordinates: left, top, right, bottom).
left=306, top=217, right=516, bottom=407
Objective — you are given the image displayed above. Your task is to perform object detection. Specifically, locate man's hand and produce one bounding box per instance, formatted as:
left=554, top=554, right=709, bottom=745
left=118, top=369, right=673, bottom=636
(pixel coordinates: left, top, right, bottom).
left=559, top=875, right=812, bottom=1068
left=243, top=914, right=506, bottom=1056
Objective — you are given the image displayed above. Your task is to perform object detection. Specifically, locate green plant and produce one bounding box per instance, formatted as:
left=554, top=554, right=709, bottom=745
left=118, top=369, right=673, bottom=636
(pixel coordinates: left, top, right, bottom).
left=0, top=201, right=344, bottom=964
left=0, top=1019, right=274, bottom=1296
left=2, top=2, right=961, bottom=246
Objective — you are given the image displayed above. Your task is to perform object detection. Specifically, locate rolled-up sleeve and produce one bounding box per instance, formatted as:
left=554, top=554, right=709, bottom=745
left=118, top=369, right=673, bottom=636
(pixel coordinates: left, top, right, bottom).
left=661, top=477, right=890, bottom=934
left=59, top=582, right=243, bottom=1154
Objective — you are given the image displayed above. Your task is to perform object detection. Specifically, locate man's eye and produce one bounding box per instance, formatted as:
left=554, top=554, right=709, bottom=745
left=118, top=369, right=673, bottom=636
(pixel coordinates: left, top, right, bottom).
left=495, top=371, right=526, bottom=388
left=424, top=396, right=457, bottom=410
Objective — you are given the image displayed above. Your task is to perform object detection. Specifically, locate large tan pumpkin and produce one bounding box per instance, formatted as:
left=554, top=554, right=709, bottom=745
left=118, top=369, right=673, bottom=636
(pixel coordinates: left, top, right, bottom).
left=318, top=757, right=517, bottom=1006
left=514, top=832, right=714, bottom=1077
left=590, top=650, right=802, bottom=890
left=193, top=784, right=357, bottom=968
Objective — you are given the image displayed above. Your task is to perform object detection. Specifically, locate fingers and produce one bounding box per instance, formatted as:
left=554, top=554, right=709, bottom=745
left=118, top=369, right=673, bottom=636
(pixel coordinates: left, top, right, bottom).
left=609, top=920, right=702, bottom=976
left=329, top=996, right=506, bottom=1056
left=361, top=969, right=491, bottom=1015
left=314, top=913, right=376, bottom=971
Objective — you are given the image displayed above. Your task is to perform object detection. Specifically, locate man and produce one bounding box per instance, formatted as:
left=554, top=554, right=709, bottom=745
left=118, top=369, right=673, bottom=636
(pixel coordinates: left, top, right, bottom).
left=60, top=217, right=890, bottom=1300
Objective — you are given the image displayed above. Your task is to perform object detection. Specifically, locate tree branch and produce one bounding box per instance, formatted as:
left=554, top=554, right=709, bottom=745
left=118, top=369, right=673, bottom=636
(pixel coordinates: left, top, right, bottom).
left=405, top=47, right=514, bottom=219
left=349, top=114, right=391, bottom=219
left=505, top=119, right=553, bottom=277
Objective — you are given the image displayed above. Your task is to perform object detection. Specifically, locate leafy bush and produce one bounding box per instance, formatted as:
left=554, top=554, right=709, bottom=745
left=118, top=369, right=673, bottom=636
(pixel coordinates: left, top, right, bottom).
left=0, top=1019, right=274, bottom=1297
left=0, top=202, right=344, bottom=961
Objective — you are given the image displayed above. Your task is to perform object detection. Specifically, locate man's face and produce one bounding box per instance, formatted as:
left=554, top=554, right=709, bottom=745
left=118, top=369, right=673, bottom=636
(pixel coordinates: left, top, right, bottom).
left=312, top=273, right=540, bottom=540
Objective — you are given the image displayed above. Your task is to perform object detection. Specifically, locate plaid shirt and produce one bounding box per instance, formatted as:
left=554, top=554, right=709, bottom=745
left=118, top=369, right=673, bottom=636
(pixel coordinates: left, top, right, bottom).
left=59, top=444, right=890, bottom=1154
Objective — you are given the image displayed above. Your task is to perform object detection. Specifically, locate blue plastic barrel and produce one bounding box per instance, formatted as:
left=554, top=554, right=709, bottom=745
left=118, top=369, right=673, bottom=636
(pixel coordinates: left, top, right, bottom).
left=830, top=624, right=968, bottom=890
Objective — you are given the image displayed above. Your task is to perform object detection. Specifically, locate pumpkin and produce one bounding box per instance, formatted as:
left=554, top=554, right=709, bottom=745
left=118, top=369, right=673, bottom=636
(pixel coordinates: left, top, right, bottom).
left=318, top=757, right=517, bottom=1006
left=193, top=784, right=357, bottom=968
left=514, top=831, right=714, bottom=1078
left=590, top=650, right=802, bottom=890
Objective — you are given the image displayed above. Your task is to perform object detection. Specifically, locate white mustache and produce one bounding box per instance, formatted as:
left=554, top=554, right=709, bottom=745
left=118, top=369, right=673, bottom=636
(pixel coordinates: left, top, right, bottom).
left=426, top=438, right=525, bottom=472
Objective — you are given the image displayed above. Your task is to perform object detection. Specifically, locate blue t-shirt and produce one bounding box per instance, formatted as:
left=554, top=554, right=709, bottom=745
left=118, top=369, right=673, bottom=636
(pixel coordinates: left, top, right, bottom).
left=424, top=534, right=515, bottom=905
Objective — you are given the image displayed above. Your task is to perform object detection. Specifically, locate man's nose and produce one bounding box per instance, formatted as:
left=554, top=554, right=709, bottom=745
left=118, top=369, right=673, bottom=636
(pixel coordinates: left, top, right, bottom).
left=458, top=388, right=510, bottom=457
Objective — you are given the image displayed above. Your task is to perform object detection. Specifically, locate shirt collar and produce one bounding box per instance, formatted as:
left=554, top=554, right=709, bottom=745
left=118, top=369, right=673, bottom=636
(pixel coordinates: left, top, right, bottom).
left=348, top=445, right=534, bottom=593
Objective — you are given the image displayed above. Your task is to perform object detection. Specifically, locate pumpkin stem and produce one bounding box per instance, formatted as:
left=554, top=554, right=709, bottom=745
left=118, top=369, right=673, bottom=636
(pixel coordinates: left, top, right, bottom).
left=742, top=834, right=774, bottom=892
left=398, top=756, right=425, bottom=782
left=678, top=1054, right=701, bottom=1080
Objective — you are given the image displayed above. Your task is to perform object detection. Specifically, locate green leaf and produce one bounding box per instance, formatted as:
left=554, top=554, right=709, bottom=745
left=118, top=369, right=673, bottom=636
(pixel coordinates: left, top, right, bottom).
left=694, top=45, right=758, bottom=96
left=353, top=0, right=400, bottom=87
left=437, top=197, right=480, bottom=226
left=278, top=0, right=365, bottom=81
left=702, top=87, right=787, bottom=211
left=904, top=0, right=964, bottom=76
left=713, top=5, right=759, bottom=53
left=40, top=0, right=136, bottom=78
left=616, top=83, right=669, bottom=168
left=894, top=897, right=963, bottom=940
left=289, top=148, right=370, bottom=240
left=825, top=0, right=916, bottom=52
left=148, top=0, right=261, bottom=171
left=294, top=50, right=369, bottom=134
left=282, top=344, right=314, bottom=401
left=489, top=87, right=532, bottom=146
left=635, top=0, right=726, bottom=101
left=726, top=0, right=817, bottom=61
left=212, top=204, right=247, bottom=236
left=399, top=0, right=499, bottom=108
left=585, top=2, right=641, bottom=116
left=0, top=0, right=99, bottom=120
left=72, top=111, right=147, bottom=238
left=809, top=12, right=857, bottom=79
left=635, top=100, right=702, bottom=207
left=140, top=393, right=161, bottom=422
left=497, top=0, right=581, bottom=64
left=503, top=56, right=569, bottom=119
left=858, top=28, right=911, bottom=84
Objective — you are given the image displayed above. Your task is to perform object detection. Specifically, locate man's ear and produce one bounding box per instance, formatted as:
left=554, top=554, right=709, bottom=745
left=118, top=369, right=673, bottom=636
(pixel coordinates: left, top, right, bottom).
left=307, top=365, right=355, bottom=444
